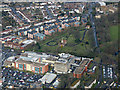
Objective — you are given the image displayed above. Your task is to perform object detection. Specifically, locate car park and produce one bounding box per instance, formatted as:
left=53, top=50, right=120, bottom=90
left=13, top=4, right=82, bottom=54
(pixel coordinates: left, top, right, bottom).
left=2, top=67, right=42, bottom=88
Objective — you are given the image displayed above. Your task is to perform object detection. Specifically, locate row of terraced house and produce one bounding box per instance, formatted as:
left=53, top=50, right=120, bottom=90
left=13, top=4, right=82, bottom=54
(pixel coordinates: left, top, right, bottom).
left=17, top=16, right=82, bottom=40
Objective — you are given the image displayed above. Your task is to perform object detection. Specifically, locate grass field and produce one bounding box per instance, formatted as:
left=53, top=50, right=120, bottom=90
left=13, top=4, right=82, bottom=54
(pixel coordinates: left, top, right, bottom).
left=110, top=25, right=118, bottom=41
left=40, top=33, right=89, bottom=56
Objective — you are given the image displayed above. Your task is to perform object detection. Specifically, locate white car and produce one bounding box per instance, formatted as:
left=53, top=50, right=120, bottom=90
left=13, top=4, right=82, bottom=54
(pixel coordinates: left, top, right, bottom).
left=13, top=72, right=16, bottom=76
left=98, top=82, right=100, bottom=84
left=11, top=49, right=14, bottom=52
left=114, top=75, right=117, bottom=78
left=103, top=75, right=105, bottom=77
left=114, top=83, right=116, bottom=86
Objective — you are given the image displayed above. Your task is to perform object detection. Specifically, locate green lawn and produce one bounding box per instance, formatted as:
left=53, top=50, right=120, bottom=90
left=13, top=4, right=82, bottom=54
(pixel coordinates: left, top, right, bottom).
left=39, top=31, right=90, bottom=56
left=110, top=25, right=119, bottom=41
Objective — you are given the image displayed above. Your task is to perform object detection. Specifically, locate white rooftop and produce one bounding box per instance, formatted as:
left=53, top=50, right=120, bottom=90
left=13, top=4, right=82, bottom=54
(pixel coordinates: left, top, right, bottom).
left=40, top=73, right=57, bottom=84
left=99, top=2, right=106, bottom=6
left=24, top=51, right=50, bottom=58
left=22, top=40, right=36, bottom=45
left=58, top=53, right=72, bottom=58
left=19, top=56, right=39, bottom=62
left=7, top=56, right=15, bottom=61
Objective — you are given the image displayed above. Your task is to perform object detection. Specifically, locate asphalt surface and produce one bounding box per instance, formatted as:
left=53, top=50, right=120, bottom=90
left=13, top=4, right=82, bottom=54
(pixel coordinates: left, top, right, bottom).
left=0, top=44, right=2, bottom=78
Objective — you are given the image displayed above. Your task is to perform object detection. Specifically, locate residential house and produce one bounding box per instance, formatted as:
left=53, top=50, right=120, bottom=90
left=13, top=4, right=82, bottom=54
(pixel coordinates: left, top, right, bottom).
left=74, top=21, right=80, bottom=27
left=4, top=41, right=21, bottom=49
left=57, top=26, right=62, bottom=32
left=34, top=33, right=46, bottom=40
left=28, top=31, right=37, bottom=39
left=18, top=29, right=28, bottom=36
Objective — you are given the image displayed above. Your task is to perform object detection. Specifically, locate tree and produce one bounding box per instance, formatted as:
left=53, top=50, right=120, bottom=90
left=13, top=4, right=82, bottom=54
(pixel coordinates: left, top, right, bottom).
left=75, top=39, right=81, bottom=44
left=36, top=42, right=41, bottom=49
left=58, top=74, right=74, bottom=88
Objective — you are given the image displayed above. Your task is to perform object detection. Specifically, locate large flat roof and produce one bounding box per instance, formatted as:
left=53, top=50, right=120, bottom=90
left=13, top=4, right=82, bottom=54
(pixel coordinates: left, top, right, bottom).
left=56, top=58, right=68, bottom=63
left=24, top=51, right=51, bottom=58
left=33, top=62, right=47, bottom=67
left=45, top=57, right=57, bottom=61
left=22, top=40, right=35, bottom=45
left=74, top=58, right=91, bottom=74
left=15, top=59, right=47, bottom=67
left=20, top=55, right=40, bottom=62
left=74, top=66, right=85, bottom=74
left=40, top=73, right=57, bottom=84
left=15, top=59, right=33, bottom=64
left=80, top=59, right=90, bottom=66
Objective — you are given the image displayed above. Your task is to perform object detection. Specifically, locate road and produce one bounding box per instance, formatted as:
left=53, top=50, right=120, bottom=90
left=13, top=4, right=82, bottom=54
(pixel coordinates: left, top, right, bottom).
left=10, top=7, right=28, bottom=24
left=44, top=5, right=54, bottom=19
left=88, top=2, right=103, bottom=88
left=89, top=3, right=99, bottom=48
left=0, top=43, right=2, bottom=78
left=2, top=45, right=21, bottom=66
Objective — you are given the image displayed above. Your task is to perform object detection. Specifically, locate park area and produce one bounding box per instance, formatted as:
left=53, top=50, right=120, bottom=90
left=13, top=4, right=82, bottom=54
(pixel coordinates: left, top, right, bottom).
left=26, top=26, right=94, bottom=57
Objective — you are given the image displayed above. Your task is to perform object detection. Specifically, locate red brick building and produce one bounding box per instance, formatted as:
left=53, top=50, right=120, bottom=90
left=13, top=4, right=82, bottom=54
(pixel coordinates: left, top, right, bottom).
left=13, top=59, right=49, bottom=74
left=73, top=58, right=92, bottom=78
